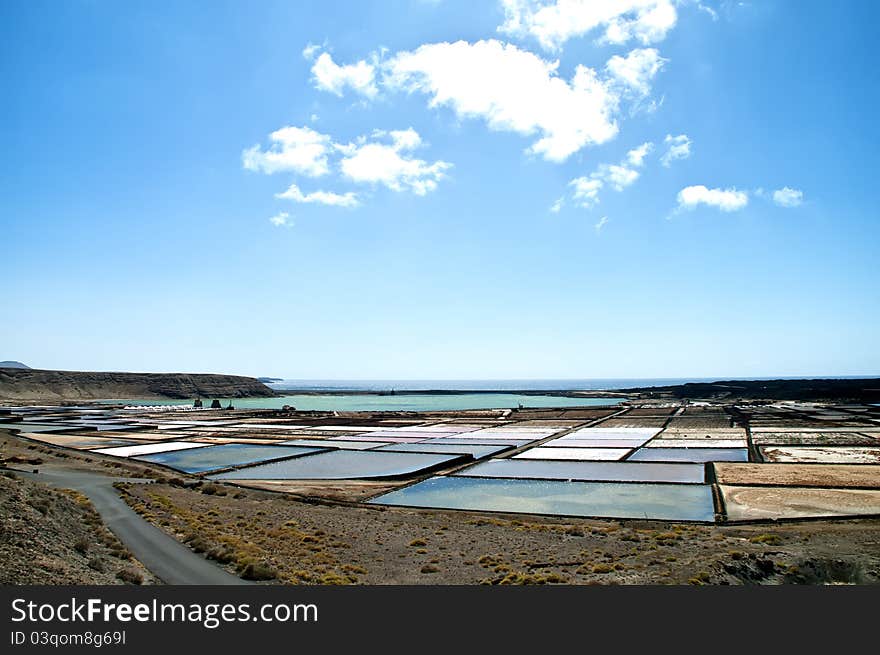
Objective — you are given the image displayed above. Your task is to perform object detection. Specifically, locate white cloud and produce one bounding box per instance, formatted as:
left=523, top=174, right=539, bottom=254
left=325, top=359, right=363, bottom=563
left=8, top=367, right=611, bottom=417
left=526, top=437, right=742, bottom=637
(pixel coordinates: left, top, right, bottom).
left=385, top=127, right=423, bottom=151
left=245, top=126, right=449, bottom=212
left=626, top=141, right=653, bottom=166
left=606, top=48, right=666, bottom=96
left=276, top=183, right=360, bottom=208
left=772, top=186, right=803, bottom=207
left=302, top=43, right=321, bottom=60
left=269, top=211, right=292, bottom=227
left=339, top=129, right=452, bottom=195
left=570, top=176, right=604, bottom=208
left=242, top=126, right=331, bottom=177
left=384, top=39, right=620, bottom=162
left=308, top=39, right=667, bottom=163
left=568, top=140, right=652, bottom=207
left=499, top=0, right=678, bottom=52
left=595, top=215, right=609, bottom=232
left=596, top=163, right=640, bottom=191
left=550, top=196, right=564, bottom=213
left=310, top=51, right=378, bottom=99
left=661, top=133, right=691, bottom=167
left=676, top=185, right=748, bottom=212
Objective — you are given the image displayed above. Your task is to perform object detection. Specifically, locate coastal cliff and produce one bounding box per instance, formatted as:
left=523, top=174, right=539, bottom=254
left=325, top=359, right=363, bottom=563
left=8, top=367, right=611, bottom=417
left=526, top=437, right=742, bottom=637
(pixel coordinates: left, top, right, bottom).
left=0, top=367, right=276, bottom=401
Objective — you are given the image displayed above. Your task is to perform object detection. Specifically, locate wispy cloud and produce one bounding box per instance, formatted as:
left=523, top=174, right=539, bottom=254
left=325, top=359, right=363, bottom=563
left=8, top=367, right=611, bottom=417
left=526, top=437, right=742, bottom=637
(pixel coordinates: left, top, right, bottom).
left=550, top=196, right=564, bottom=213
left=606, top=47, right=666, bottom=96
left=660, top=133, right=691, bottom=167
left=269, top=211, right=293, bottom=227
left=626, top=141, right=653, bottom=166
left=275, top=183, right=360, bottom=208
left=772, top=186, right=804, bottom=207
left=570, top=176, right=604, bottom=208
left=498, top=0, right=678, bottom=52
left=568, top=141, right=653, bottom=208
left=595, top=215, right=609, bottom=233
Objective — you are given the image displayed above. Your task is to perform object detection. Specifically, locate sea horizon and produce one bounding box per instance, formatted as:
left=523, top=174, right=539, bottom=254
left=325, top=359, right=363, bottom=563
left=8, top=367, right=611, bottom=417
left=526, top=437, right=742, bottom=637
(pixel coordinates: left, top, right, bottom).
left=267, top=375, right=879, bottom=392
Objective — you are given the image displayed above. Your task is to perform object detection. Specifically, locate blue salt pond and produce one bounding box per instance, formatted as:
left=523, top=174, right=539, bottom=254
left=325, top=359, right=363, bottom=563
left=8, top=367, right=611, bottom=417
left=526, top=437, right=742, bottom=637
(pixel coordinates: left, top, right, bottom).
left=210, top=450, right=466, bottom=480
left=368, top=476, right=717, bottom=522
left=457, top=459, right=706, bottom=483
left=135, top=443, right=325, bottom=474
left=628, top=448, right=749, bottom=463
left=0, top=422, right=81, bottom=433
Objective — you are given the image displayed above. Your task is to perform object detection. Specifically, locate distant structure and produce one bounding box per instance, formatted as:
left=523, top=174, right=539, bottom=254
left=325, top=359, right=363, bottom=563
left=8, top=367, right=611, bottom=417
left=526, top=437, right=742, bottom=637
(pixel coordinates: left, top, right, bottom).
left=225, top=402, right=235, bottom=410
left=210, top=399, right=222, bottom=409
left=193, top=398, right=203, bottom=408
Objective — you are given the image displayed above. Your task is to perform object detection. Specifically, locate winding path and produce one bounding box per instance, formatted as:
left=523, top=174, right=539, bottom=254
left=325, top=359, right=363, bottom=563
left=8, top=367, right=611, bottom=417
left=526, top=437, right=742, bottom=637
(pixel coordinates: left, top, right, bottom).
left=18, top=467, right=249, bottom=585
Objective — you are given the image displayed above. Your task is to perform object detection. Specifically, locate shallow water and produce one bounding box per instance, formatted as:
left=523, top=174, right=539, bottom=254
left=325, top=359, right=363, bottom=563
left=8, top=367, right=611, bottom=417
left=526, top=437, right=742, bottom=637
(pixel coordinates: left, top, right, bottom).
left=368, top=476, right=716, bottom=522
left=108, top=393, right=621, bottom=412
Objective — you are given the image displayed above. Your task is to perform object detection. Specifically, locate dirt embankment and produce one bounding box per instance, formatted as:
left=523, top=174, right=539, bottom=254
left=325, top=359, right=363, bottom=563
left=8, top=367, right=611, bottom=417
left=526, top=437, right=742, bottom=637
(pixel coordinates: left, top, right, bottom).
left=0, top=472, right=156, bottom=585
left=0, top=367, right=276, bottom=401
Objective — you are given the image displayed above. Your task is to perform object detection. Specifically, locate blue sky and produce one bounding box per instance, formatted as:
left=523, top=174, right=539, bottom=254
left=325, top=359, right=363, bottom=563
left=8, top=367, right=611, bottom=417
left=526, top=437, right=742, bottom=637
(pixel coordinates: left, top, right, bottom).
left=1, top=0, right=878, bottom=379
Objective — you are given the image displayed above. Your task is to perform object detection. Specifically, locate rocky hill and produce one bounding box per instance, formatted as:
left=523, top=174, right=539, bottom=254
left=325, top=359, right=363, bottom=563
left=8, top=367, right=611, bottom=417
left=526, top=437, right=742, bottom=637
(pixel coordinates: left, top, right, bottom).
left=0, top=367, right=276, bottom=401
left=0, top=361, right=29, bottom=369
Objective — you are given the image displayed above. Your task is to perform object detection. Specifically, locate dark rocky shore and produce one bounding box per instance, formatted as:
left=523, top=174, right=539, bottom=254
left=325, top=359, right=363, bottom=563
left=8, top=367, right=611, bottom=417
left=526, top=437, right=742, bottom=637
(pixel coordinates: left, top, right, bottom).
left=617, top=378, right=880, bottom=403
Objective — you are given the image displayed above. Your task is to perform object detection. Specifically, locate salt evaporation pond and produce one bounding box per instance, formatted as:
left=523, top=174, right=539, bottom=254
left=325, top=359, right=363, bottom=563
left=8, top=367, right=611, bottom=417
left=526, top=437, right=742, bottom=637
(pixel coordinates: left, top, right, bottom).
left=210, top=449, right=467, bottom=480
left=458, top=459, right=706, bottom=483
left=135, top=443, right=326, bottom=474
left=369, top=476, right=717, bottom=522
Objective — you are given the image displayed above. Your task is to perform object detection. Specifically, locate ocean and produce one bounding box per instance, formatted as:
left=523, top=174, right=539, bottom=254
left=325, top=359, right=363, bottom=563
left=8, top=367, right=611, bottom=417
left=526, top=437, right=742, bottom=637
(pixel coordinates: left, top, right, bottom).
left=108, top=377, right=876, bottom=412
left=223, top=393, right=619, bottom=412
left=265, top=378, right=716, bottom=392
